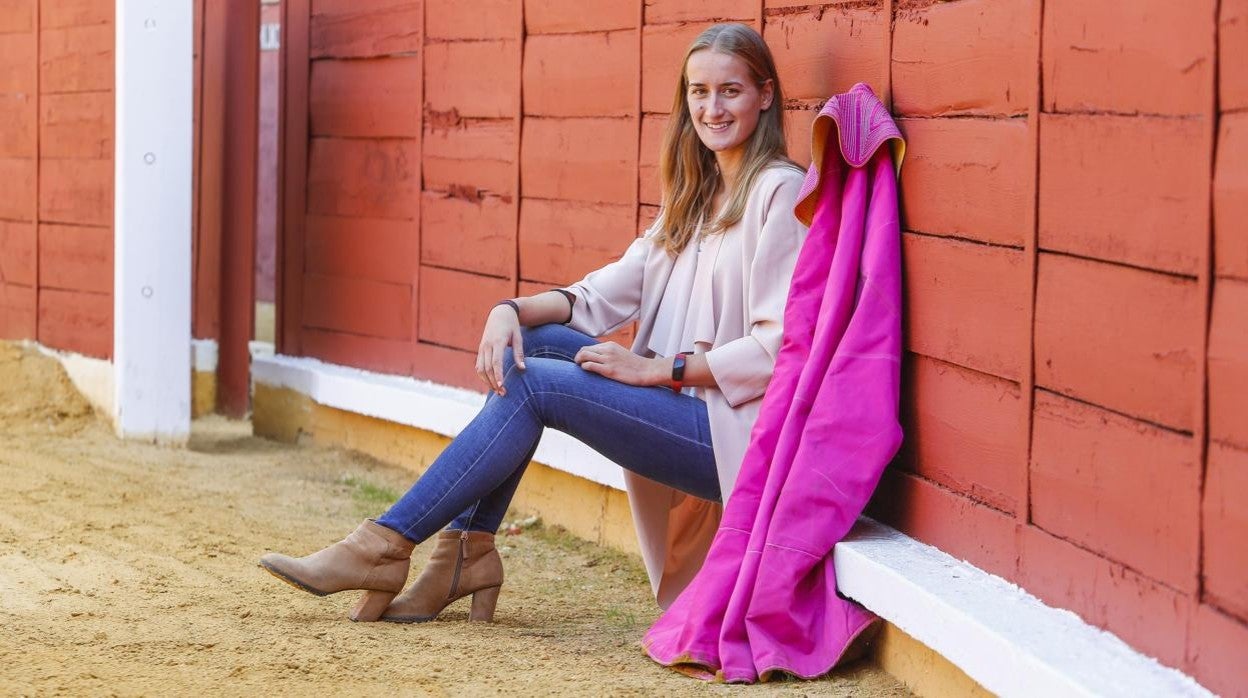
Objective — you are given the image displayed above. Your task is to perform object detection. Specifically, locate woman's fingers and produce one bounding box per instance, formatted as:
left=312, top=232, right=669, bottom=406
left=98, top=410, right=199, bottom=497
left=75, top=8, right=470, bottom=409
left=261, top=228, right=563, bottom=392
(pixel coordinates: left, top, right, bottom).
left=512, top=329, right=526, bottom=370
left=477, top=344, right=497, bottom=394
left=492, top=344, right=506, bottom=395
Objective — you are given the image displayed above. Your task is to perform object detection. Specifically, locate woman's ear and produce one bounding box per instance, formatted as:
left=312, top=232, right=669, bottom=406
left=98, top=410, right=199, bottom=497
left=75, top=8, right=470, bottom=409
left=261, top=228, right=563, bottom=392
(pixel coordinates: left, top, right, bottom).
left=760, top=78, right=775, bottom=111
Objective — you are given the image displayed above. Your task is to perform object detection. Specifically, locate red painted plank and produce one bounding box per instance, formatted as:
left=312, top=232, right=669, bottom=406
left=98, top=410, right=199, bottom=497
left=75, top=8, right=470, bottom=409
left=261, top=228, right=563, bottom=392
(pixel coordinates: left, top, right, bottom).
left=520, top=117, right=635, bottom=204
left=418, top=266, right=514, bottom=352
left=424, top=117, right=516, bottom=161
left=898, top=355, right=1024, bottom=515
left=1222, top=0, right=1248, bottom=112
left=308, top=0, right=421, bottom=59
left=1203, top=441, right=1248, bottom=620
left=0, top=0, right=34, bottom=33
left=638, top=204, right=660, bottom=234
left=525, top=0, right=635, bottom=35
left=424, top=40, right=519, bottom=120
left=644, top=0, right=756, bottom=24
left=423, top=118, right=515, bottom=197
left=0, top=220, right=35, bottom=285
left=38, top=223, right=111, bottom=294
left=37, top=287, right=111, bottom=358
left=869, top=468, right=1021, bottom=581
left=892, top=0, right=1036, bottom=117
left=39, top=91, right=112, bottom=159
left=421, top=191, right=515, bottom=278
left=0, top=93, right=35, bottom=158
left=519, top=198, right=635, bottom=285
left=218, top=0, right=262, bottom=417
left=902, top=233, right=1028, bottom=381
left=195, top=0, right=224, bottom=342
left=306, top=137, right=420, bottom=220
left=302, top=273, right=412, bottom=340
left=40, top=0, right=110, bottom=29
left=1209, top=278, right=1248, bottom=448
left=523, top=31, right=637, bottom=118
left=309, top=56, right=421, bottom=138
left=898, top=117, right=1032, bottom=247
left=1017, top=525, right=1192, bottom=669
left=426, top=0, right=518, bottom=40
left=641, top=21, right=715, bottom=114
left=302, top=327, right=413, bottom=376
left=423, top=157, right=514, bottom=201
left=0, top=157, right=35, bottom=221
left=1031, top=390, right=1200, bottom=592
left=0, top=32, right=37, bottom=93
left=304, top=214, right=416, bottom=286
left=1187, top=602, right=1248, bottom=697
left=1214, top=113, right=1248, bottom=280
left=278, top=0, right=311, bottom=355
left=38, top=157, right=111, bottom=226
left=782, top=107, right=815, bottom=169
left=1039, top=114, right=1211, bottom=276
left=638, top=114, right=666, bottom=206
left=0, top=282, right=35, bottom=340
left=1042, top=0, right=1215, bottom=116
left=764, top=5, right=889, bottom=102
left=412, top=342, right=480, bottom=390
left=39, top=24, right=112, bottom=94
left=1035, top=253, right=1201, bottom=431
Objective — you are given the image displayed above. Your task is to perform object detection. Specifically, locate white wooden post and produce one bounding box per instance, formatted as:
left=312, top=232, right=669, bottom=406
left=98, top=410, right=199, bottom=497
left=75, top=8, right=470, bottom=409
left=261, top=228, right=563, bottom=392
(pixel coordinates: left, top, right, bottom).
left=113, top=0, right=193, bottom=442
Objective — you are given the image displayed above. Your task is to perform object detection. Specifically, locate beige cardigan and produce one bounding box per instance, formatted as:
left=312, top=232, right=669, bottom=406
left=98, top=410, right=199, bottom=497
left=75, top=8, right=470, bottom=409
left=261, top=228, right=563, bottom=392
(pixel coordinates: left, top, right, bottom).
left=561, top=165, right=809, bottom=607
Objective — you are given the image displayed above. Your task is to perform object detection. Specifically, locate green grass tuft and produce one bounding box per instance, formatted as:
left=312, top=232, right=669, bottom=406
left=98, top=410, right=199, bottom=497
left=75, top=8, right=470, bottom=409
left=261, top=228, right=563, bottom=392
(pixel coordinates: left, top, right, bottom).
left=340, top=475, right=400, bottom=514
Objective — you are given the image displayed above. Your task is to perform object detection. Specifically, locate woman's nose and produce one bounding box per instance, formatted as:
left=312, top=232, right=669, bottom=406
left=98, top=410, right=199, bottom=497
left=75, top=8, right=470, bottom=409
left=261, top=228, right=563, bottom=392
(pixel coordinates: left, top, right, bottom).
left=705, top=95, right=726, bottom=117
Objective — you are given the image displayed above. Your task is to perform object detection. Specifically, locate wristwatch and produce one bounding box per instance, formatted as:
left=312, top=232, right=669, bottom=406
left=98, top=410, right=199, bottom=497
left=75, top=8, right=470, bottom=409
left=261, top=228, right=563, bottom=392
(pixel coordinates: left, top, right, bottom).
left=670, top=353, right=688, bottom=393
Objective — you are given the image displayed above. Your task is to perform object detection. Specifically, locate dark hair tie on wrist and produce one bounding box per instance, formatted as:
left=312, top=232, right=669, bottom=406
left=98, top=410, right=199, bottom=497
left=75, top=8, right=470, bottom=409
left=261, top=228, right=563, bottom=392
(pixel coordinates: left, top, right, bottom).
left=549, top=288, right=576, bottom=324
left=496, top=299, right=520, bottom=316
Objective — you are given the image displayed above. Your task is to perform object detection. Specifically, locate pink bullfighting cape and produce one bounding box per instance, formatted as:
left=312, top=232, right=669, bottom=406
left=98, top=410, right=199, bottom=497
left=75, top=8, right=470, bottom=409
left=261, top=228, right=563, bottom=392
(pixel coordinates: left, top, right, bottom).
left=642, top=83, right=907, bottom=682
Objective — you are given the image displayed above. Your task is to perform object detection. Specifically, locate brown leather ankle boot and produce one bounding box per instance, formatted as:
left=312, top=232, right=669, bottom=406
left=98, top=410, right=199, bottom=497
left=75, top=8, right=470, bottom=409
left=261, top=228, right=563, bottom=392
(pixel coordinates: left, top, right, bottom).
left=258, top=519, right=416, bottom=622
left=380, top=530, right=503, bottom=623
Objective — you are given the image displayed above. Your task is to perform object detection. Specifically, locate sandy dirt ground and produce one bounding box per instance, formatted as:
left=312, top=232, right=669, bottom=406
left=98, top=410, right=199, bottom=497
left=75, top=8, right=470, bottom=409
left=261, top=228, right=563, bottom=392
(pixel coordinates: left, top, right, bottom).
left=0, top=343, right=910, bottom=697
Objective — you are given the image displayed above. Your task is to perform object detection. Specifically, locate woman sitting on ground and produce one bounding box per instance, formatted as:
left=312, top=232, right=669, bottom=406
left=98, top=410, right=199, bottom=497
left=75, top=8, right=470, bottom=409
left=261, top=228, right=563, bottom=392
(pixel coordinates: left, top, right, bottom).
left=259, top=22, right=809, bottom=623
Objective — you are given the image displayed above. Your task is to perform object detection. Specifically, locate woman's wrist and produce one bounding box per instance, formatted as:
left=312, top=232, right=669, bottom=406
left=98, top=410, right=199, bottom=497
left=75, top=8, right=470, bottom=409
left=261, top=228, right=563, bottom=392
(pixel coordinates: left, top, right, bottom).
left=651, top=357, right=673, bottom=387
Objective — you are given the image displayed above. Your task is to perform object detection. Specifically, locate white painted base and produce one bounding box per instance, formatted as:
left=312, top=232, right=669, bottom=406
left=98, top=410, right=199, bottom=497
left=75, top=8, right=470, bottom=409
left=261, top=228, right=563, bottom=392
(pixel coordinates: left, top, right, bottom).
left=250, top=353, right=1213, bottom=698
left=837, top=519, right=1211, bottom=698
left=252, top=353, right=624, bottom=489
left=29, top=343, right=115, bottom=418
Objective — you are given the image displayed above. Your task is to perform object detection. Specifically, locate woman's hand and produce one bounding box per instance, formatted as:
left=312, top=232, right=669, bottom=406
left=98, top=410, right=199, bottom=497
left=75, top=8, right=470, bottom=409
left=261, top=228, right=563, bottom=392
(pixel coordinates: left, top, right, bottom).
left=476, top=305, right=525, bottom=396
left=574, top=342, right=666, bottom=387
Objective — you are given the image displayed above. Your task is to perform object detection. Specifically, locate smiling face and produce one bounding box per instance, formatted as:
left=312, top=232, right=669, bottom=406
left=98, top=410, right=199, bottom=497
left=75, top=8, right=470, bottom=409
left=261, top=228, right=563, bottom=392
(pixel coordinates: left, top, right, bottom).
left=684, top=49, right=774, bottom=169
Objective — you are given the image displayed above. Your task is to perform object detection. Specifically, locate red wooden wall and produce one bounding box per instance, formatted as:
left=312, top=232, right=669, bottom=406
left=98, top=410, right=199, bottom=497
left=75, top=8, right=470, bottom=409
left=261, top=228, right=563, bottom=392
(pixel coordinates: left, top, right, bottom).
left=274, top=1, right=1246, bottom=693
left=0, top=0, right=114, bottom=358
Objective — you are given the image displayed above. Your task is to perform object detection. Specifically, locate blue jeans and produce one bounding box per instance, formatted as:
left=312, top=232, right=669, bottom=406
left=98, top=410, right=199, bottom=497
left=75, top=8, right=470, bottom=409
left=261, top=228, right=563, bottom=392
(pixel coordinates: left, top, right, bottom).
left=375, top=323, right=720, bottom=542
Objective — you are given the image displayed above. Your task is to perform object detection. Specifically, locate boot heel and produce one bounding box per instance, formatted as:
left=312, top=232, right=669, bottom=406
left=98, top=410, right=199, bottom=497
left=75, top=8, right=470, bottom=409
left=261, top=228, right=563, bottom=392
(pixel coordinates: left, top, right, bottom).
left=469, top=585, right=501, bottom=622
left=349, top=590, right=397, bottom=622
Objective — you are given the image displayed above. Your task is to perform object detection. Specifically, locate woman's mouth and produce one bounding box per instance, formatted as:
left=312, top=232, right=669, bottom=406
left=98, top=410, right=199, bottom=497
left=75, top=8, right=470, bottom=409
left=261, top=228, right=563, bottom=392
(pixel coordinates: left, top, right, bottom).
left=703, top=121, right=732, bottom=132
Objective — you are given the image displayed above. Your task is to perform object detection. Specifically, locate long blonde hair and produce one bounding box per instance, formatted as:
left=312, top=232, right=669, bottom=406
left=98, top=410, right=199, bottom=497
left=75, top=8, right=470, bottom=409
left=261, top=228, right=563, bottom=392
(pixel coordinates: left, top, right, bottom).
left=656, top=23, right=799, bottom=256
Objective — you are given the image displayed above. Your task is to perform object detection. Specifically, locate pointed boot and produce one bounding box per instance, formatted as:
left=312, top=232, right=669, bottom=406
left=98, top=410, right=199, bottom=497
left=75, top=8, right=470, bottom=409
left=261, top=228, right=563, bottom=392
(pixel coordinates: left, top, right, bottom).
left=380, top=530, right=503, bottom=623
left=258, top=519, right=416, bottom=622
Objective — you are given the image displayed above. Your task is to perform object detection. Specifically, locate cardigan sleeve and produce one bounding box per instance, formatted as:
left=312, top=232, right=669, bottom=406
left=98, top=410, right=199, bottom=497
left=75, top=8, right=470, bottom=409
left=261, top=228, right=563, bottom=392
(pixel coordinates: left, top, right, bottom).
left=703, top=171, right=807, bottom=407
left=558, top=223, right=659, bottom=338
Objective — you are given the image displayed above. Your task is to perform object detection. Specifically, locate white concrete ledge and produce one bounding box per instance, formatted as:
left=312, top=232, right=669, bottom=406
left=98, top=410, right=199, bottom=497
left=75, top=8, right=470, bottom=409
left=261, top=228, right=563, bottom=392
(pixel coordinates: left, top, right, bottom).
left=251, top=353, right=626, bottom=489
left=251, top=353, right=1211, bottom=698
left=29, top=342, right=115, bottom=418
left=835, top=519, right=1211, bottom=698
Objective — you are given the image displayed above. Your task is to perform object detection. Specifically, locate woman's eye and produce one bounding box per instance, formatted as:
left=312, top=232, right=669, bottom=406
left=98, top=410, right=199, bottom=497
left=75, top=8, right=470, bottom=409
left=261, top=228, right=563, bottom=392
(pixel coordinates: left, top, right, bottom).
left=722, top=88, right=739, bottom=97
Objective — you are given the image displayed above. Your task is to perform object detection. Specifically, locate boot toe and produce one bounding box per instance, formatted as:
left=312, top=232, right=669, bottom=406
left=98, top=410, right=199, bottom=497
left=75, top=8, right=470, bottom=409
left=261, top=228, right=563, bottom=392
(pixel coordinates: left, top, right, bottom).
left=259, top=554, right=331, bottom=597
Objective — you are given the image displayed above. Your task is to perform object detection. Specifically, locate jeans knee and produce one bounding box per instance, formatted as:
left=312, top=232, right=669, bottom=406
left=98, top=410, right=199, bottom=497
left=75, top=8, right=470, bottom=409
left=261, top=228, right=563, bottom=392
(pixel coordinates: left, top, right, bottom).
left=519, top=323, right=561, bottom=348
left=520, top=323, right=587, bottom=361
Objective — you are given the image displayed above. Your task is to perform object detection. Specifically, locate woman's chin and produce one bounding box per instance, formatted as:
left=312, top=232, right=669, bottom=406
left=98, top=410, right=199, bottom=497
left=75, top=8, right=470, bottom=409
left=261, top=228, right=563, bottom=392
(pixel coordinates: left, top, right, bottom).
left=697, top=134, right=741, bottom=153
